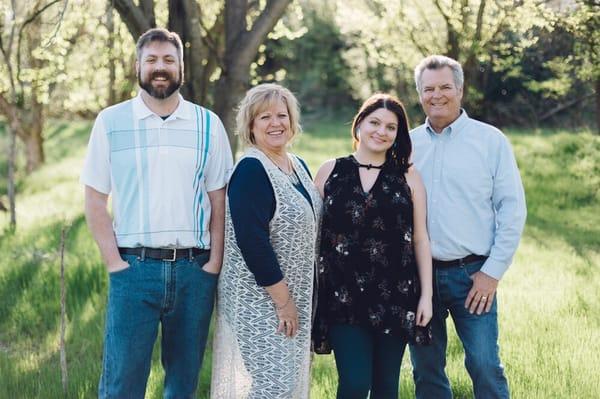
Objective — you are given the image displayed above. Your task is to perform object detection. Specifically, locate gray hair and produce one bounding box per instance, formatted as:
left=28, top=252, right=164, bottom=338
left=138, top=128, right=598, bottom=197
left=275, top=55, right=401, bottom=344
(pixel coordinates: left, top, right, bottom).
left=236, top=83, right=302, bottom=147
left=414, top=55, right=464, bottom=93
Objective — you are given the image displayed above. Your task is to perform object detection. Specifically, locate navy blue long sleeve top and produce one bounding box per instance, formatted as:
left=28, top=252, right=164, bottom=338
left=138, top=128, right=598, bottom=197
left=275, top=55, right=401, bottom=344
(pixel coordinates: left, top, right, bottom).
left=228, top=157, right=313, bottom=286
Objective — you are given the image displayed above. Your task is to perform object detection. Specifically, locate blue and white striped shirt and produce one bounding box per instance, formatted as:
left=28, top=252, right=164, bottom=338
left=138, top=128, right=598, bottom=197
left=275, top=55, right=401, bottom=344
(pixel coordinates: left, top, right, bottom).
left=81, top=93, right=233, bottom=249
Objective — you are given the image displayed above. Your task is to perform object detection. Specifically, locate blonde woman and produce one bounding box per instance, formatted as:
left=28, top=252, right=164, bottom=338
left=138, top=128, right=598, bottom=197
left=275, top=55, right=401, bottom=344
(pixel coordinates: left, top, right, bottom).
left=211, top=84, right=321, bottom=398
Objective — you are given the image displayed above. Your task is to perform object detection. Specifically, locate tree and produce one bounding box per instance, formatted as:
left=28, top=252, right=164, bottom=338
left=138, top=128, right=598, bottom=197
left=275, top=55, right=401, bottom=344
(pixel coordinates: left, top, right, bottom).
left=568, top=0, right=600, bottom=133
left=334, top=0, right=552, bottom=120
left=113, top=0, right=294, bottom=155
left=0, top=0, right=74, bottom=172
left=257, top=1, right=356, bottom=115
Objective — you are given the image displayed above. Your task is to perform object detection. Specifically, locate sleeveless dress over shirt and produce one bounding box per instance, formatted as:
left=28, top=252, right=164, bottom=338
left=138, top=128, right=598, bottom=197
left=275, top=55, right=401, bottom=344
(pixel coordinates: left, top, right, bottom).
left=211, top=147, right=322, bottom=399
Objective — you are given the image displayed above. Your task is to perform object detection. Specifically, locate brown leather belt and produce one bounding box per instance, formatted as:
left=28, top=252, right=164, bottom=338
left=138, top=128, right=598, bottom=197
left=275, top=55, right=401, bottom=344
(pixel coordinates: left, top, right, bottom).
left=119, top=247, right=208, bottom=261
left=432, top=254, right=487, bottom=268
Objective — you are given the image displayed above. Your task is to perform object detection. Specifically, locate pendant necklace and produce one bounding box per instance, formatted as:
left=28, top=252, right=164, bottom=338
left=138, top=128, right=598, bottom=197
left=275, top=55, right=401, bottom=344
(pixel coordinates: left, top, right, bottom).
left=266, top=152, right=301, bottom=185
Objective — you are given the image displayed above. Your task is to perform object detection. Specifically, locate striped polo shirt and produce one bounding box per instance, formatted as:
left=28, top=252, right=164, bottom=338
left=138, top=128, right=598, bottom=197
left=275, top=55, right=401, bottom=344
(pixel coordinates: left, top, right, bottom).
left=81, top=93, right=233, bottom=249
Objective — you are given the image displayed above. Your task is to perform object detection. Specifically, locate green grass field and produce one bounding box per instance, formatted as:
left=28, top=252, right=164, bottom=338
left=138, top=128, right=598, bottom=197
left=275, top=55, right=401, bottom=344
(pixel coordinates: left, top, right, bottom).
left=1, top=119, right=599, bottom=398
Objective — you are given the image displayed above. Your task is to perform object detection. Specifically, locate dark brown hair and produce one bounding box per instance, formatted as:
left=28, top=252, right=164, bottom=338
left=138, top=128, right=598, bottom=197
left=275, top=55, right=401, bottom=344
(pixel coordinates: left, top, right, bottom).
left=351, top=93, right=412, bottom=173
left=136, top=28, right=184, bottom=75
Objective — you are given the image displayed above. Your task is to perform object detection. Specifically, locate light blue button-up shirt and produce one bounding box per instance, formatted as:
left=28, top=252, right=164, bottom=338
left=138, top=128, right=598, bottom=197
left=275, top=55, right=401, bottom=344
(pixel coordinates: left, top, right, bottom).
left=410, top=110, right=526, bottom=280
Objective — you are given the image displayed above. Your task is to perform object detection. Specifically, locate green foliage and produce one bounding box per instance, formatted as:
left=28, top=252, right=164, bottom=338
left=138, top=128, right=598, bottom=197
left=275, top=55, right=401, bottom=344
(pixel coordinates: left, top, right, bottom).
left=525, top=57, right=575, bottom=99
left=566, top=0, right=600, bottom=82
left=1, top=120, right=599, bottom=398
left=330, top=0, right=554, bottom=114
left=256, top=2, right=357, bottom=115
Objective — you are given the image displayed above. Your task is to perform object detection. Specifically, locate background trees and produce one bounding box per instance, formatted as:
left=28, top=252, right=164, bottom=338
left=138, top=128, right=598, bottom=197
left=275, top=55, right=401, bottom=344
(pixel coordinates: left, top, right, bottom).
left=0, top=0, right=69, bottom=172
left=0, top=0, right=597, bottom=227
left=113, top=0, right=294, bottom=155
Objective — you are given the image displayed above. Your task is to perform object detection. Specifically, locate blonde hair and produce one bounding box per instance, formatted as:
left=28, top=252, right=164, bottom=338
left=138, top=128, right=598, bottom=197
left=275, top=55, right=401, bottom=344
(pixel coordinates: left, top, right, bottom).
left=236, top=83, right=302, bottom=147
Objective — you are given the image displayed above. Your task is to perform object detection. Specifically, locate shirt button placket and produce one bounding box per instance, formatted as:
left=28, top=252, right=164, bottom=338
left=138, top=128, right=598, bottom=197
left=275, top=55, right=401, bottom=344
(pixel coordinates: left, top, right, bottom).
left=430, top=135, right=445, bottom=246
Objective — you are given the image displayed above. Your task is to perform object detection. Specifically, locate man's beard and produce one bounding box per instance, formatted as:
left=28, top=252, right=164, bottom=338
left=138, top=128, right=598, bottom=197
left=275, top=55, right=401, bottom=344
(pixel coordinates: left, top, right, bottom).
left=138, top=70, right=182, bottom=99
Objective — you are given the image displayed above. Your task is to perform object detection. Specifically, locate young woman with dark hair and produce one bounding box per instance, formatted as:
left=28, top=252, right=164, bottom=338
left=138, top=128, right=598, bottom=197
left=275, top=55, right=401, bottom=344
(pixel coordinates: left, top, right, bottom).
left=312, top=93, right=433, bottom=399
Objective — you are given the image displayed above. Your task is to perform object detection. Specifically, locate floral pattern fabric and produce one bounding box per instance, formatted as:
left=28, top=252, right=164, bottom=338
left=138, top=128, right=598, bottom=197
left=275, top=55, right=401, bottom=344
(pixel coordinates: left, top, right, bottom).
left=313, top=156, right=431, bottom=354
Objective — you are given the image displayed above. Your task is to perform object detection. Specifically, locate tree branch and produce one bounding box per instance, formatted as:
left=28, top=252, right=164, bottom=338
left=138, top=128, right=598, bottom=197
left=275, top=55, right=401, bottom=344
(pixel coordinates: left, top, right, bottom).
left=16, top=0, right=62, bottom=86
left=42, top=0, right=69, bottom=47
left=197, top=4, right=226, bottom=70
left=432, top=0, right=451, bottom=22
left=225, top=0, right=248, bottom=52
left=0, top=27, right=17, bottom=98
left=114, top=0, right=154, bottom=40
left=474, top=0, right=487, bottom=43
left=139, top=0, right=156, bottom=27
left=0, top=92, right=13, bottom=116
left=539, top=93, right=595, bottom=121
left=233, top=0, right=292, bottom=68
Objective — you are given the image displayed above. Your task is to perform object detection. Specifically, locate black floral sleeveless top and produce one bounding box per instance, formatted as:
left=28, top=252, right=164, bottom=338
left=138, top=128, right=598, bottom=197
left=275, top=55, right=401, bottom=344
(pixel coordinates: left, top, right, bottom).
left=313, top=156, right=431, bottom=353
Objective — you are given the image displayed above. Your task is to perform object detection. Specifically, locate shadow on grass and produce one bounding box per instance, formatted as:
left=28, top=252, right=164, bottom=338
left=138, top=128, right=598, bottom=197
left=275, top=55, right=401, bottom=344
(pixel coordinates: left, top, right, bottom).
left=0, top=287, right=106, bottom=398
left=0, top=214, right=103, bottom=345
left=0, top=212, right=109, bottom=398
left=525, top=212, right=599, bottom=274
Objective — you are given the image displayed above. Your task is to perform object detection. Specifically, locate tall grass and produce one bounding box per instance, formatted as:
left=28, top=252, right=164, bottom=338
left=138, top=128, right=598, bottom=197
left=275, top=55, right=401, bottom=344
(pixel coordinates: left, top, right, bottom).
left=1, top=120, right=598, bottom=398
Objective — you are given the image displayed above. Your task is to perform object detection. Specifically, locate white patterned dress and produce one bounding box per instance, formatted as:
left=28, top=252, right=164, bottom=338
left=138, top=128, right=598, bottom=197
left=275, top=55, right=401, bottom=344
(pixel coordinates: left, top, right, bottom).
left=211, top=147, right=322, bottom=399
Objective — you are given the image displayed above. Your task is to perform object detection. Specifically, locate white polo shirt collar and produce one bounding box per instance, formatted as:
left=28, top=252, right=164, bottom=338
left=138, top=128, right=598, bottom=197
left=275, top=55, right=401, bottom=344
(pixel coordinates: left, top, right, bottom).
left=132, top=92, right=192, bottom=121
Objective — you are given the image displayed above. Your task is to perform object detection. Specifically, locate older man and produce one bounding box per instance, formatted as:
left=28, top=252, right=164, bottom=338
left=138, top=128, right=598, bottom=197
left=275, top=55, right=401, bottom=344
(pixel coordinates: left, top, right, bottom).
left=82, top=28, right=233, bottom=398
left=408, top=55, right=526, bottom=399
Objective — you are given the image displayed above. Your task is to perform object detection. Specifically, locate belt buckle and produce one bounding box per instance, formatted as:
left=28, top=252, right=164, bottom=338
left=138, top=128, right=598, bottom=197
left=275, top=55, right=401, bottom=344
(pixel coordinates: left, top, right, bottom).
left=163, top=248, right=177, bottom=262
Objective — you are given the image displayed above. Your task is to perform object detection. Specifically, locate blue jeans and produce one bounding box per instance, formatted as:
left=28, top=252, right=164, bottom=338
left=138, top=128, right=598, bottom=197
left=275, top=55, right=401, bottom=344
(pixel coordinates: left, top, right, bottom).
left=98, top=252, right=218, bottom=399
left=409, top=260, right=509, bottom=399
left=329, top=324, right=408, bottom=399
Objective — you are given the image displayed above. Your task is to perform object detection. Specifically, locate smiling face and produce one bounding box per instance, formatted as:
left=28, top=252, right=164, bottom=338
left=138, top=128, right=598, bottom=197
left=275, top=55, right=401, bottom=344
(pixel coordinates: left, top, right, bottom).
left=419, top=66, right=463, bottom=132
left=356, top=107, right=398, bottom=155
left=136, top=41, right=182, bottom=99
left=251, top=99, right=292, bottom=154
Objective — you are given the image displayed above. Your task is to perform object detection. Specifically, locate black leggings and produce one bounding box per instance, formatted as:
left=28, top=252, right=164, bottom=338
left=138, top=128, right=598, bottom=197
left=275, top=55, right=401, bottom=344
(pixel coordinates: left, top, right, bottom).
left=329, top=324, right=408, bottom=399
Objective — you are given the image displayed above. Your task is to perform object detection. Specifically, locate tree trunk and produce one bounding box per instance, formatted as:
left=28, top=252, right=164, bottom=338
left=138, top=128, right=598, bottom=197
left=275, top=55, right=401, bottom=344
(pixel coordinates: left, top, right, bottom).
left=24, top=127, right=45, bottom=173
left=596, top=77, right=600, bottom=134
left=7, top=122, right=17, bottom=229
left=107, top=2, right=117, bottom=106
left=168, top=0, right=215, bottom=105
left=214, top=67, right=250, bottom=157
left=21, top=96, right=45, bottom=172
left=113, top=0, right=292, bottom=159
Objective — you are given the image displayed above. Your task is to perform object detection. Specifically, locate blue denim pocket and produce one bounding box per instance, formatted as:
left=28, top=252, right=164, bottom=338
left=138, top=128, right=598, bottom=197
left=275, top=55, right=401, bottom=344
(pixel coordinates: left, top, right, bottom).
left=199, top=267, right=219, bottom=278
left=108, top=254, right=137, bottom=277
left=460, top=260, right=484, bottom=280
left=193, top=252, right=219, bottom=278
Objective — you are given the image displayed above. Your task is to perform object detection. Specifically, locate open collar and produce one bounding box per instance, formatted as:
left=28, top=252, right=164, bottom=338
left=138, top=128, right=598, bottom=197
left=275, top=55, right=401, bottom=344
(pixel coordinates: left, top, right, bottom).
left=132, top=92, right=191, bottom=121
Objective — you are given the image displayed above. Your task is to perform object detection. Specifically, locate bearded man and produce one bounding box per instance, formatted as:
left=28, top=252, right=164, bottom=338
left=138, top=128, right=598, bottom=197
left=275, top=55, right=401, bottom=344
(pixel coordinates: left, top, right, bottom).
left=81, top=28, right=233, bottom=399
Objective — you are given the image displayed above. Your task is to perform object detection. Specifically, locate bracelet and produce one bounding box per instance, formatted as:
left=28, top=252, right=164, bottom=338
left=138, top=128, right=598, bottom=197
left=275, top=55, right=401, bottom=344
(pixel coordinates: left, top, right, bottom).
left=275, top=296, right=291, bottom=310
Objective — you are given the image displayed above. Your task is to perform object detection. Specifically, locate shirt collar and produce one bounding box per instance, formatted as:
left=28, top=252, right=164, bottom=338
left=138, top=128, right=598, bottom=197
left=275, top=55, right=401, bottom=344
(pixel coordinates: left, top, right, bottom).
left=425, top=108, right=469, bottom=137
left=132, top=92, right=192, bottom=121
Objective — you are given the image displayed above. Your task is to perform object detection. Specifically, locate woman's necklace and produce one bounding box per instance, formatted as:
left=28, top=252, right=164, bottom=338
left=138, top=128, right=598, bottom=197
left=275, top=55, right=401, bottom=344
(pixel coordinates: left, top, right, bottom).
left=265, top=152, right=301, bottom=185
left=353, top=153, right=385, bottom=170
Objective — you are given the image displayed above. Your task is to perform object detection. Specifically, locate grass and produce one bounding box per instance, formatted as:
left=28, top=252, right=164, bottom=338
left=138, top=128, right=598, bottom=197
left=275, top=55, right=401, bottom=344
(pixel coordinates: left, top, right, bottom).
left=1, top=118, right=599, bottom=398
